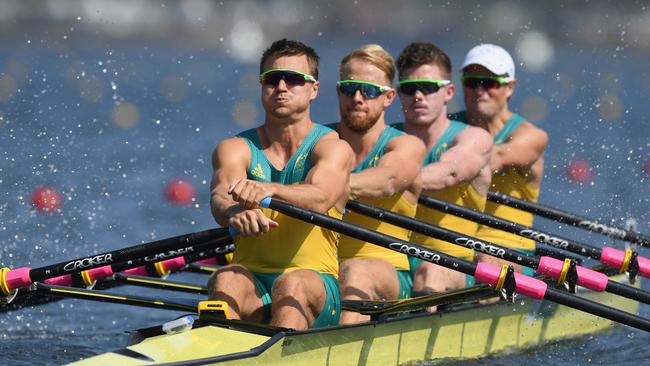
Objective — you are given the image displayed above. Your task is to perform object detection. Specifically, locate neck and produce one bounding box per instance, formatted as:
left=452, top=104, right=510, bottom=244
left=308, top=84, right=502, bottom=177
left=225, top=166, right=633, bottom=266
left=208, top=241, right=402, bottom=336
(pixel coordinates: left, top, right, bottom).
left=338, top=116, right=386, bottom=165
left=466, top=107, right=512, bottom=136
left=260, top=117, right=313, bottom=162
left=404, top=114, right=451, bottom=151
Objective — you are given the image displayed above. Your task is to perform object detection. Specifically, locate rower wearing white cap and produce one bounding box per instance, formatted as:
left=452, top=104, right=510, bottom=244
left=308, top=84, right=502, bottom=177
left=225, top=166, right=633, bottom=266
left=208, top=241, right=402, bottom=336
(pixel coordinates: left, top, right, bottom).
left=450, top=44, right=548, bottom=273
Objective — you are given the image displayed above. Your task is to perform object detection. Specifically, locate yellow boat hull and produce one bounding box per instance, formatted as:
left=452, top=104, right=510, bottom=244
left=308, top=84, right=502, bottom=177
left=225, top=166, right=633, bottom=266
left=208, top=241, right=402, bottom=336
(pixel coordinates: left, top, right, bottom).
left=71, top=274, right=640, bottom=365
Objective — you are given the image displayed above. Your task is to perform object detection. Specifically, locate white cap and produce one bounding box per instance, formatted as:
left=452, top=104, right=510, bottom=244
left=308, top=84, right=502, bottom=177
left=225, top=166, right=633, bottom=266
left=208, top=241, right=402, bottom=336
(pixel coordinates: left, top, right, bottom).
left=461, top=44, right=515, bottom=82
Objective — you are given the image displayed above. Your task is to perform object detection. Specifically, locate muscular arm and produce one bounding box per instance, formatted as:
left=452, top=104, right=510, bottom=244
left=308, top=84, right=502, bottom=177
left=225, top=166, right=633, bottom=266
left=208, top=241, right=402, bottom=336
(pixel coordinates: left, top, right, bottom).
left=421, top=126, right=493, bottom=192
left=350, top=134, right=425, bottom=199
left=490, top=122, right=548, bottom=173
left=209, top=138, right=251, bottom=226
left=268, top=135, right=354, bottom=213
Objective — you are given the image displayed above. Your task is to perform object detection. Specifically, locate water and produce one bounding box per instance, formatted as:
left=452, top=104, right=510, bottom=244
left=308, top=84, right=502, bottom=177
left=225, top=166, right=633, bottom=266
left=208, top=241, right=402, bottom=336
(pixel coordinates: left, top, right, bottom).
left=1, top=39, right=650, bottom=365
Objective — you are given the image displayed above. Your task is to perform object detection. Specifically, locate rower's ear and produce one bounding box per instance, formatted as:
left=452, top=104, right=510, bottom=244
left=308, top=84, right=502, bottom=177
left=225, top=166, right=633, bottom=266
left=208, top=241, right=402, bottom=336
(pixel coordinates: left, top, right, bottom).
left=309, top=81, right=320, bottom=101
left=444, top=83, right=455, bottom=102
left=382, top=88, right=396, bottom=108
left=505, top=80, right=516, bottom=99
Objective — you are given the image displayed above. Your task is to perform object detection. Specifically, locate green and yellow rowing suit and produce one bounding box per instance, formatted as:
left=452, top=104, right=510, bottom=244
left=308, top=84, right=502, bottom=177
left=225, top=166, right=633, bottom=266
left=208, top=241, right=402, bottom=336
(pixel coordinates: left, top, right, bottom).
left=395, top=121, right=486, bottom=286
left=233, top=123, right=341, bottom=327
left=451, top=112, right=540, bottom=253
left=334, top=124, right=414, bottom=299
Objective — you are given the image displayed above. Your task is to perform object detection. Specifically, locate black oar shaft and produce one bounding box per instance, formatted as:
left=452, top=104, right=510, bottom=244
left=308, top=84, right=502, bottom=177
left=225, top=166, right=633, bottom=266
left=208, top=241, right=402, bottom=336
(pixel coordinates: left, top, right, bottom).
left=30, top=228, right=229, bottom=281
left=418, top=195, right=601, bottom=259
left=488, top=191, right=650, bottom=247
left=348, top=199, right=650, bottom=306
left=544, top=287, right=650, bottom=331
left=261, top=198, right=650, bottom=332
left=346, top=200, right=540, bottom=268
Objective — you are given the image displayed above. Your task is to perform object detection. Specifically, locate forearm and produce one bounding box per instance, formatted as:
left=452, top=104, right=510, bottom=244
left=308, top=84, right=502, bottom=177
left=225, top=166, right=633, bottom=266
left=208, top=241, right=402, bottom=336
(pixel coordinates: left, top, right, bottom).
left=268, top=182, right=339, bottom=213
left=210, top=190, right=244, bottom=226
left=420, top=162, right=463, bottom=191
left=349, top=167, right=399, bottom=199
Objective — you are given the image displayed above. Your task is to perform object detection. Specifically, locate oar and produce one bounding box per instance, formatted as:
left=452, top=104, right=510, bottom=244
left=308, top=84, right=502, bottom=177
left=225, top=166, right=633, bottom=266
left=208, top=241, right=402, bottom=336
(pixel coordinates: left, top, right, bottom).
left=346, top=199, right=650, bottom=305
left=487, top=191, right=650, bottom=247
left=33, top=282, right=199, bottom=312
left=260, top=197, right=650, bottom=332
left=418, top=195, right=650, bottom=281
left=110, top=273, right=208, bottom=294
left=0, top=227, right=231, bottom=298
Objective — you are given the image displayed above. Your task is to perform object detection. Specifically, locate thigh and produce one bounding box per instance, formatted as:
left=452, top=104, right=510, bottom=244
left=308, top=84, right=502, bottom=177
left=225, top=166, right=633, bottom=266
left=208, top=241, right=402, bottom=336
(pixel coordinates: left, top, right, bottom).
left=271, top=270, right=332, bottom=326
left=339, top=258, right=400, bottom=300
left=207, top=264, right=264, bottom=321
left=413, top=261, right=466, bottom=293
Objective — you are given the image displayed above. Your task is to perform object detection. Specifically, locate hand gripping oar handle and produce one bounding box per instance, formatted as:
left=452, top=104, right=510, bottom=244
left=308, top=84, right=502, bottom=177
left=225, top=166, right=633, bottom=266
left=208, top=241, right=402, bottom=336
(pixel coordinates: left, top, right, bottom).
left=487, top=191, right=650, bottom=247
left=261, top=197, right=650, bottom=332
left=418, top=195, right=650, bottom=279
left=0, top=227, right=231, bottom=296
left=347, top=199, right=650, bottom=305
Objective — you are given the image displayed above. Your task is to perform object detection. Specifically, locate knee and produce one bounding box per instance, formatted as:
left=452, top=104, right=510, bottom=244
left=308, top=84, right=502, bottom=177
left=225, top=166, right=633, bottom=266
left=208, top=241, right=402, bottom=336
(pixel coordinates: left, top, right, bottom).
left=207, top=265, right=247, bottom=297
left=339, top=259, right=367, bottom=283
left=273, top=272, right=308, bottom=298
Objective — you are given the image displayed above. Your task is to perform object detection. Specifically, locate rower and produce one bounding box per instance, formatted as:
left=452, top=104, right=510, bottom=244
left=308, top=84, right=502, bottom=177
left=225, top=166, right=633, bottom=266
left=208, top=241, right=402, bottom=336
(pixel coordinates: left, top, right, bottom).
left=207, top=39, right=354, bottom=330
left=333, top=44, right=425, bottom=324
left=452, top=44, right=548, bottom=273
left=394, top=42, right=493, bottom=295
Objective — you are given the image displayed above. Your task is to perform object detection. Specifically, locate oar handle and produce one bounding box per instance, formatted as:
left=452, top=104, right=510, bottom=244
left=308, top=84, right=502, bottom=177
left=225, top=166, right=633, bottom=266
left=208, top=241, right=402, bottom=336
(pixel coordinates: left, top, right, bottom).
left=487, top=191, right=650, bottom=247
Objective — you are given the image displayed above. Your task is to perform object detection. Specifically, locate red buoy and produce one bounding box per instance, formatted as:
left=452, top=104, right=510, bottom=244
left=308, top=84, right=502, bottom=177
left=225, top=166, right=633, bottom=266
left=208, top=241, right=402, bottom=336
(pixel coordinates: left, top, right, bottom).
left=644, top=158, right=650, bottom=176
left=165, top=179, right=196, bottom=205
left=31, top=186, right=62, bottom=213
left=566, top=159, right=593, bottom=183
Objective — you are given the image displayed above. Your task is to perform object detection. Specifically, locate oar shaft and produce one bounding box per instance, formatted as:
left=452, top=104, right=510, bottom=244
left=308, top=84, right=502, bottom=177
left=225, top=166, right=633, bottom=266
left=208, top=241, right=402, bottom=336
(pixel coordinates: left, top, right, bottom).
left=34, top=282, right=198, bottom=312
left=346, top=200, right=540, bottom=268
left=348, top=199, right=650, bottom=305
left=263, top=198, right=650, bottom=332
left=2, top=228, right=230, bottom=295
left=420, top=195, right=650, bottom=279
left=419, top=195, right=601, bottom=259
left=487, top=191, right=650, bottom=247
left=544, top=287, right=650, bottom=331
left=31, top=228, right=228, bottom=280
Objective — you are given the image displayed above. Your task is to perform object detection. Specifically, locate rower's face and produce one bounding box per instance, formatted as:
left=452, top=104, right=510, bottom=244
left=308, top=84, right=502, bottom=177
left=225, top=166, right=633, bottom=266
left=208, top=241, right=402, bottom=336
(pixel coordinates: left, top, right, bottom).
left=399, top=63, right=454, bottom=127
left=338, top=58, right=395, bottom=133
left=462, top=64, right=515, bottom=118
left=261, top=55, right=319, bottom=119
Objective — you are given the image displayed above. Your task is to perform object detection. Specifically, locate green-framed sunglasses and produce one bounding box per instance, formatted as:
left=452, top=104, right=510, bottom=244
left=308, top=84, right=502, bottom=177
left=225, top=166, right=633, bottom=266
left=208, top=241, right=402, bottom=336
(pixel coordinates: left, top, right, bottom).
left=336, top=80, right=392, bottom=99
left=259, top=69, right=317, bottom=87
left=398, top=79, right=451, bottom=95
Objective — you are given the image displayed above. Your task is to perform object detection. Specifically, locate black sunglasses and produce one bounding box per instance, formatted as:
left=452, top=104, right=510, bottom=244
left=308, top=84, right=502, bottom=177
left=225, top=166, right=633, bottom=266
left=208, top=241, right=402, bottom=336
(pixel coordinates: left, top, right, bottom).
left=398, top=79, right=451, bottom=95
left=336, top=80, right=391, bottom=99
left=260, top=69, right=317, bottom=87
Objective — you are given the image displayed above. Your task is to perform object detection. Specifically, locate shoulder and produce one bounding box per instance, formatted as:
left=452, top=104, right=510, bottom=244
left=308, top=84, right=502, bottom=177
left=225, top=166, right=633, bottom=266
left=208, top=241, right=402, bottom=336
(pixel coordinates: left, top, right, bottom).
left=511, top=120, right=548, bottom=145
left=457, top=124, right=493, bottom=146
left=212, top=137, right=251, bottom=164
left=386, top=134, right=426, bottom=153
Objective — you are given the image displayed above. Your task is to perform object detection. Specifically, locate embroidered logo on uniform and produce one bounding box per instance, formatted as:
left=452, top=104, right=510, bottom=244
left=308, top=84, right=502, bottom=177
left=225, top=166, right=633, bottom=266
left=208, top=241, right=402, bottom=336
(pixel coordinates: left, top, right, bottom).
left=370, top=154, right=380, bottom=167
left=294, top=153, right=308, bottom=171
left=251, top=163, right=266, bottom=179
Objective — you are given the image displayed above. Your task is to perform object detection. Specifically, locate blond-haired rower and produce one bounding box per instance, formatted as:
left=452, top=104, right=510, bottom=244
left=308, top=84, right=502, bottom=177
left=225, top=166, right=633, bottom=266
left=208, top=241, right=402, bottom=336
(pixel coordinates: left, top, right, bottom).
left=331, top=44, right=425, bottom=324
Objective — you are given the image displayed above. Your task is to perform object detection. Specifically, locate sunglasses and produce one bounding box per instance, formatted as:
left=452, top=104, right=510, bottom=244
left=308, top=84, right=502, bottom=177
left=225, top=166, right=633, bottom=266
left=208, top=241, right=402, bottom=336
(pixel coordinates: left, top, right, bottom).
left=461, top=74, right=509, bottom=89
left=336, top=80, right=392, bottom=99
left=260, top=69, right=317, bottom=87
left=398, top=79, right=451, bottom=95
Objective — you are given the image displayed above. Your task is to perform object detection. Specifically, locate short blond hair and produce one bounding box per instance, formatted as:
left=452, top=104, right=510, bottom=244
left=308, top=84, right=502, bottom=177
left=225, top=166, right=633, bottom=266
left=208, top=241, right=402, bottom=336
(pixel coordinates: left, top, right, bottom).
left=339, top=44, right=395, bottom=84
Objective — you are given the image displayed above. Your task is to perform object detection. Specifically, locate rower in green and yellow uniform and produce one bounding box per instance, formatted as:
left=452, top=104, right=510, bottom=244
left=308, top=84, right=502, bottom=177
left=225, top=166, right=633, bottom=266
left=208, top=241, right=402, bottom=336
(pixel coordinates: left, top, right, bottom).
left=333, top=44, right=425, bottom=324
left=394, top=42, right=493, bottom=299
left=452, top=44, right=548, bottom=273
left=208, top=39, right=354, bottom=330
